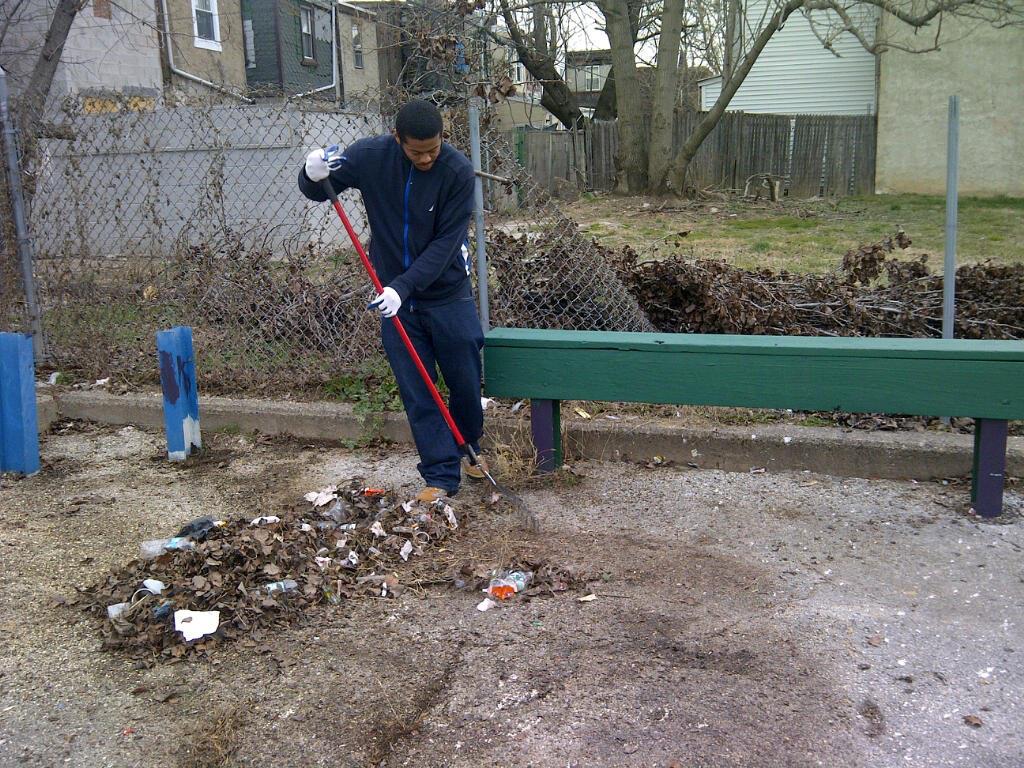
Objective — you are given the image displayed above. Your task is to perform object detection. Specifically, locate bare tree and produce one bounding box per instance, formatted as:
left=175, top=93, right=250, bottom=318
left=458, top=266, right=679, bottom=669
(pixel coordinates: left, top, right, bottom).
left=493, top=0, right=1023, bottom=196
left=498, top=0, right=587, bottom=128
left=666, top=0, right=1024, bottom=195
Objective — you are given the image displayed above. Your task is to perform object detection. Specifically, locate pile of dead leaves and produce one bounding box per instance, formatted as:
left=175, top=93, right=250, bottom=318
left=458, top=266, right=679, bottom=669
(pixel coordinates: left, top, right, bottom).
left=75, top=480, right=464, bottom=662
left=610, top=231, right=1024, bottom=339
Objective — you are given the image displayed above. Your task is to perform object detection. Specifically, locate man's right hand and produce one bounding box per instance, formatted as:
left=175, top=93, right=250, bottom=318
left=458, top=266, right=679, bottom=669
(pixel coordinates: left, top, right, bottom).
left=305, top=148, right=330, bottom=182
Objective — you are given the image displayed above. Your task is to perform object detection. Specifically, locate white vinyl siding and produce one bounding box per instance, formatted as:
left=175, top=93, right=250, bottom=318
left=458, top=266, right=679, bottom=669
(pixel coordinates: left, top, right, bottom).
left=701, top=0, right=878, bottom=115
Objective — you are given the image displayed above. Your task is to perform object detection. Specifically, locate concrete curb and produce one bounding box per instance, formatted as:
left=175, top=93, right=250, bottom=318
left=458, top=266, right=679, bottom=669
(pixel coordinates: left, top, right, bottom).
left=45, top=390, right=1023, bottom=481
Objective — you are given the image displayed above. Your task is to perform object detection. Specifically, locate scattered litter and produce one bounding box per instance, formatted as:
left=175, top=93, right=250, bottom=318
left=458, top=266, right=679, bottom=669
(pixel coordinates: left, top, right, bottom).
left=304, top=486, right=338, bottom=507
left=361, top=488, right=386, bottom=498
left=107, top=602, right=129, bottom=619
left=47, top=372, right=60, bottom=385
left=264, top=579, right=298, bottom=595
left=250, top=515, right=280, bottom=526
left=486, top=570, right=532, bottom=600
left=783, top=436, right=793, bottom=444
left=963, top=714, right=984, bottom=728
left=176, top=516, right=223, bottom=540
left=443, top=504, right=458, bottom=529
left=76, top=480, right=466, bottom=661
left=510, top=400, right=525, bottom=413
left=173, top=610, right=220, bottom=642
left=139, top=536, right=194, bottom=560
left=476, top=598, right=497, bottom=612
left=574, top=408, right=592, bottom=419
left=95, top=378, right=110, bottom=387
left=480, top=397, right=496, bottom=410
left=750, top=467, right=767, bottom=474
left=604, top=414, right=621, bottom=420
left=641, top=455, right=674, bottom=470
left=370, top=521, right=387, bottom=538
left=578, top=594, right=598, bottom=603
left=141, top=579, right=166, bottom=595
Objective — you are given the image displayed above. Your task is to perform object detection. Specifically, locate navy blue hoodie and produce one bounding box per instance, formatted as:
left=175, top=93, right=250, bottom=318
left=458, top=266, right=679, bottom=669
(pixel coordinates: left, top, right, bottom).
left=298, top=134, right=476, bottom=307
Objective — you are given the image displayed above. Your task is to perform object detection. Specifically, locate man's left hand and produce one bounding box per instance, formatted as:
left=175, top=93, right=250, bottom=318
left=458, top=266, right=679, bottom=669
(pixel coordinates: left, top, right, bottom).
left=369, top=287, right=402, bottom=318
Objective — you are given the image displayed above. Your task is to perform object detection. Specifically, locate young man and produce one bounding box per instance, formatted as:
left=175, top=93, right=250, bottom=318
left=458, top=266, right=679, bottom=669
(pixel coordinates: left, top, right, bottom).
left=298, top=99, right=488, bottom=502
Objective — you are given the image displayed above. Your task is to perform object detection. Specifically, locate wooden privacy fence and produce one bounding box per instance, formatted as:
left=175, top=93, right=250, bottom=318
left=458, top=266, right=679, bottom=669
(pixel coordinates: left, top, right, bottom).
left=508, top=111, right=876, bottom=198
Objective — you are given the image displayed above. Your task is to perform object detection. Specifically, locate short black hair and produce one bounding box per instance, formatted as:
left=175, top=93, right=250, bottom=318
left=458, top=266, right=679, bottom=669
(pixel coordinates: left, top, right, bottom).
left=395, top=99, right=443, bottom=142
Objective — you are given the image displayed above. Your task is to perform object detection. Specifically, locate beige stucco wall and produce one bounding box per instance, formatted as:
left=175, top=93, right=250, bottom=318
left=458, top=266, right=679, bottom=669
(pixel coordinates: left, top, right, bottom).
left=339, top=12, right=380, bottom=105
left=488, top=98, right=557, bottom=130
left=165, top=0, right=248, bottom=95
left=876, top=18, right=1024, bottom=196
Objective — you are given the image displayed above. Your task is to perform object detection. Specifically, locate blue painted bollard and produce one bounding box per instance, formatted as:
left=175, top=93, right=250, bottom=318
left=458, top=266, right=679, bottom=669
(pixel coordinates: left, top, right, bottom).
left=156, top=326, right=201, bottom=461
left=0, top=332, right=40, bottom=475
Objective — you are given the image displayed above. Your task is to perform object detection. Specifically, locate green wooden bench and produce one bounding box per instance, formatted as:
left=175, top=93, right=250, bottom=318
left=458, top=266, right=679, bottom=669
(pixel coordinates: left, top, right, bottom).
left=483, top=328, right=1024, bottom=517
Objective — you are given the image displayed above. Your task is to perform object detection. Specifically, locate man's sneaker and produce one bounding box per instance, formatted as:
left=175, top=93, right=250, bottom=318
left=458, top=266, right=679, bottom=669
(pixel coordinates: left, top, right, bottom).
left=415, top=486, right=448, bottom=503
left=462, top=455, right=490, bottom=480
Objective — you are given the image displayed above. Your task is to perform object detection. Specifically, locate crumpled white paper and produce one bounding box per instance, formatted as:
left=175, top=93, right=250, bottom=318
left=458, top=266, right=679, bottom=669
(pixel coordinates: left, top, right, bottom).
left=304, top=486, right=338, bottom=507
left=174, top=610, right=220, bottom=641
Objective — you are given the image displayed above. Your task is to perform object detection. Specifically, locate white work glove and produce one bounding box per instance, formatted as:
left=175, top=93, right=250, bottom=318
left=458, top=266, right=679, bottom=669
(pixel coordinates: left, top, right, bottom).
left=369, top=287, right=402, bottom=318
left=305, top=148, right=330, bottom=182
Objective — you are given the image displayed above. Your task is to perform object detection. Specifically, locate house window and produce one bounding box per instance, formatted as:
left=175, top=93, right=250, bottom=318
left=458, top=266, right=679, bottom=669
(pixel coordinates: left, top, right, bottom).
left=352, top=23, right=364, bottom=69
left=584, top=65, right=602, bottom=91
left=300, top=6, right=316, bottom=62
left=192, top=0, right=221, bottom=51
left=507, top=46, right=524, bottom=83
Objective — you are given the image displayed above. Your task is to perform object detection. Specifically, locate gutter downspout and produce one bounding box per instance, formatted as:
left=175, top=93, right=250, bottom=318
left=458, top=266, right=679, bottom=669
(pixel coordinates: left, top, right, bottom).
left=158, top=0, right=255, bottom=103
left=289, top=4, right=338, bottom=102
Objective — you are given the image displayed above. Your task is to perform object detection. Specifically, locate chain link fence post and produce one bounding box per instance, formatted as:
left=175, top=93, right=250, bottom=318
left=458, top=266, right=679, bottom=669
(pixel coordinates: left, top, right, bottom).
left=0, top=65, right=44, bottom=358
left=467, top=97, right=490, bottom=332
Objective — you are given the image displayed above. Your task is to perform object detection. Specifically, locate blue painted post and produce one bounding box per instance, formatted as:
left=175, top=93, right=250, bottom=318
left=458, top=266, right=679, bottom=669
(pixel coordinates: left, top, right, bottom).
left=0, top=332, right=40, bottom=474
left=156, top=326, right=201, bottom=461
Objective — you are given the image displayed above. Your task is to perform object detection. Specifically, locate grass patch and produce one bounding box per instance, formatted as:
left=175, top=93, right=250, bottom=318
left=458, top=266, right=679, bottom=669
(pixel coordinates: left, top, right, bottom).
left=564, top=193, right=1024, bottom=272
left=322, top=359, right=405, bottom=414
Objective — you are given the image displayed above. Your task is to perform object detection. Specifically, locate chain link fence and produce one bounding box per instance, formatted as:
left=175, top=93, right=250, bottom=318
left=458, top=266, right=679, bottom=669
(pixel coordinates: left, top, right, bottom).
left=2, top=92, right=649, bottom=396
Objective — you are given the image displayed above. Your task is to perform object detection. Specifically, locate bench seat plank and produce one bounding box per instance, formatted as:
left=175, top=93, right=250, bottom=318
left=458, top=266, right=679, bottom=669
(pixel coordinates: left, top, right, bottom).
left=485, top=330, right=1024, bottom=421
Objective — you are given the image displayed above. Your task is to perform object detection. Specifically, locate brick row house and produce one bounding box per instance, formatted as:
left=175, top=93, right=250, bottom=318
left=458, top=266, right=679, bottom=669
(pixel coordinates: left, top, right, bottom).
left=0, top=0, right=390, bottom=108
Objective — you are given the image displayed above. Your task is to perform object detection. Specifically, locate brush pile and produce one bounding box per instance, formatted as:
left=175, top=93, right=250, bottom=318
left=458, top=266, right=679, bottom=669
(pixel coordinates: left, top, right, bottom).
left=610, top=231, right=1024, bottom=339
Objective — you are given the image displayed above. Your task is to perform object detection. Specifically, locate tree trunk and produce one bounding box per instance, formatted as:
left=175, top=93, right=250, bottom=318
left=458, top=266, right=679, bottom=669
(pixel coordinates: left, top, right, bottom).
left=594, top=67, right=616, bottom=120
left=647, top=0, right=685, bottom=194
left=499, top=0, right=584, bottom=130
left=669, top=0, right=802, bottom=195
left=722, top=0, right=740, bottom=82
left=19, top=0, right=81, bottom=126
left=599, top=0, right=647, bottom=193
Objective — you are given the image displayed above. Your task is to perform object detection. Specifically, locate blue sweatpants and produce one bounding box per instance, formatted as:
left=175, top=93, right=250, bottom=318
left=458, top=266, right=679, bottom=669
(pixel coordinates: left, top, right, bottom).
left=381, top=297, right=484, bottom=495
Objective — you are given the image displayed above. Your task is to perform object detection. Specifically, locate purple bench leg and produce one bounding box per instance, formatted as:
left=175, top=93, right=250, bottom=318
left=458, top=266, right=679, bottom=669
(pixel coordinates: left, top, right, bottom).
left=972, top=418, right=1008, bottom=518
left=530, top=399, right=561, bottom=473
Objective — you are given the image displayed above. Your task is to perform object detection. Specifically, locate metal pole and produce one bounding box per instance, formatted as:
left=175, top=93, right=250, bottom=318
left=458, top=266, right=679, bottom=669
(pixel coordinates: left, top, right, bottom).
left=0, top=66, right=44, bottom=359
left=943, top=95, right=959, bottom=341
left=468, top=97, right=490, bottom=332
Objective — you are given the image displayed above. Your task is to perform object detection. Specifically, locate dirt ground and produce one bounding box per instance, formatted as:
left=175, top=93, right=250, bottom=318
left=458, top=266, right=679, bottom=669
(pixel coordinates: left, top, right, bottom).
left=1, top=422, right=1022, bottom=768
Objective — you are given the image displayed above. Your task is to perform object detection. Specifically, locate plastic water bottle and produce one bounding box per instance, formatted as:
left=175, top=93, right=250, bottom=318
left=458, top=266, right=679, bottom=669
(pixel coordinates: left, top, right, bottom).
left=265, top=579, right=299, bottom=594
left=487, top=570, right=533, bottom=600
left=139, top=536, right=194, bottom=560
left=508, top=571, right=533, bottom=592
